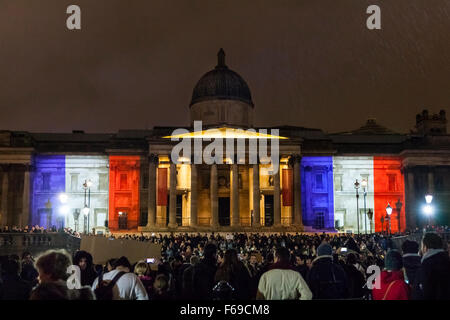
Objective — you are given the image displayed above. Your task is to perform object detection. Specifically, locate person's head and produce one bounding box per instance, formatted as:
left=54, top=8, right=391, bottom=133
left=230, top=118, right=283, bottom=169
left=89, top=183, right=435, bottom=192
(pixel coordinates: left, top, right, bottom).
left=22, top=251, right=33, bottom=264
left=189, top=255, right=200, bottom=266
left=73, top=251, right=93, bottom=271
left=35, top=249, right=72, bottom=283
left=134, top=261, right=149, bottom=277
left=274, top=247, right=290, bottom=264
left=346, top=253, right=357, bottom=265
left=384, top=250, right=403, bottom=271
left=113, top=256, right=132, bottom=272
left=401, top=240, right=419, bottom=255
left=204, top=243, right=217, bottom=261
left=295, top=254, right=305, bottom=266
left=3, top=259, right=21, bottom=276
left=249, top=253, right=258, bottom=265
left=105, top=259, right=117, bottom=272
left=421, top=233, right=443, bottom=254
left=153, top=274, right=169, bottom=294
left=317, top=243, right=333, bottom=257
left=222, top=249, right=239, bottom=267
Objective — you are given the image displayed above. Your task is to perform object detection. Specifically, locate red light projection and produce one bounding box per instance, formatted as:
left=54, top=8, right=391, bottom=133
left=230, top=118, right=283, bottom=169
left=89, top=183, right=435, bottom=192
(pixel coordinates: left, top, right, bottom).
left=373, top=157, right=406, bottom=233
left=108, top=156, right=140, bottom=231
left=282, top=168, right=293, bottom=206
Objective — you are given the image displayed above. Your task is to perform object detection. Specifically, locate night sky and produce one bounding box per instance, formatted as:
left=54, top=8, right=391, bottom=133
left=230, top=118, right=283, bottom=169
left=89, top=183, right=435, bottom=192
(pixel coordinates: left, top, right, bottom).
left=0, top=0, right=449, bottom=134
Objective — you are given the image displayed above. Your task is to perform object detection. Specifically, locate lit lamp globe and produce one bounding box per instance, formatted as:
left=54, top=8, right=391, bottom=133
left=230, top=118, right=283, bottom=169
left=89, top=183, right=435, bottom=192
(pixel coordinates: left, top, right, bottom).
left=425, top=194, right=433, bottom=204
left=86, top=180, right=93, bottom=188
left=424, top=205, right=433, bottom=216
left=361, top=179, right=367, bottom=189
left=60, top=205, right=69, bottom=215
left=82, top=206, right=90, bottom=216
left=59, top=193, right=68, bottom=204
left=386, top=203, right=393, bottom=216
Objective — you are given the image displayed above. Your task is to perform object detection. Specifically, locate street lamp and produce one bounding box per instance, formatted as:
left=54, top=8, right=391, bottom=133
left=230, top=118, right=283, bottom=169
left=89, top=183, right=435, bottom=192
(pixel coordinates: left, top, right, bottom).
left=395, top=199, right=403, bottom=233
left=354, top=179, right=360, bottom=234
left=424, top=193, right=433, bottom=227
left=82, top=179, right=92, bottom=234
left=367, top=209, right=373, bottom=234
left=386, top=203, right=393, bottom=236
left=380, top=215, right=385, bottom=233
left=361, top=179, right=368, bottom=234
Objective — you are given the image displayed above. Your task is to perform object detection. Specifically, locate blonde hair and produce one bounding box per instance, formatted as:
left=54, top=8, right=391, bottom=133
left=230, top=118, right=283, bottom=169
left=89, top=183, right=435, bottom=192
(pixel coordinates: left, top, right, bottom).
left=134, top=261, right=149, bottom=276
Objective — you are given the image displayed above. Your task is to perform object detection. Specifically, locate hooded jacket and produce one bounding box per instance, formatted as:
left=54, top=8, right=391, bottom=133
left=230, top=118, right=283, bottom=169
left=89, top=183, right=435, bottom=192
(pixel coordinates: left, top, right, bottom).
left=372, top=270, right=410, bottom=300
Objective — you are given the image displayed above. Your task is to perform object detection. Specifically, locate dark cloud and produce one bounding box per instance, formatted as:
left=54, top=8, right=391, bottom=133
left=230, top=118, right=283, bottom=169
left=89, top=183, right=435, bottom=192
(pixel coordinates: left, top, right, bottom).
left=0, top=0, right=448, bottom=133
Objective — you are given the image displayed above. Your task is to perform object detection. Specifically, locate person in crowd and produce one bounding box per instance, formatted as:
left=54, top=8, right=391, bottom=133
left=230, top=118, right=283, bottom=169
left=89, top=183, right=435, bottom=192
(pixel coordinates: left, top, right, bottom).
left=306, top=243, right=349, bottom=299
left=172, top=254, right=189, bottom=298
left=104, top=258, right=117, bottom=274
left=0, top=259, right=32, bottom=300
left=73, top=250, right=97, bottom=287
left=20, top=252, right=39, bottom=287
left=256, top=247, right=312, bottom=300
left=134, top=260, right=153, bottom=296
left=401, top=240, right=421, bottom=286
left=372, top=250, right=410, bottom=300
left=30, top=249, right=94, bottom=300
left=92, top=256, right=148, bottom=300
left=214, top=249, right=252, bottom=300
left=151, top=274, right=173, bottom=300
left=182, top=255, right=200, bottom=299
left=192, top=243, right=218, bottom=300
left=294, top=254, right=309, bottom=280
left=412, top=233, right=450, bottom=300
left=342, top=253, right=366, bottom=299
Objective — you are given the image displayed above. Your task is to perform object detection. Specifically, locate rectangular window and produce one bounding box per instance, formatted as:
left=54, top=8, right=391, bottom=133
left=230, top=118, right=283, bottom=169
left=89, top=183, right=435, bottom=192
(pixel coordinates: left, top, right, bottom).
left=42, top=173, right=51, bottom=191
left=120, top=174, right=128, bottom=190
left=315, top=174, right=324, bottom=190
left=334, top=174, right=343, bottom=191
left=71, top=174, right=79, bottom=191
left=99, top=173, right=108, bottom=191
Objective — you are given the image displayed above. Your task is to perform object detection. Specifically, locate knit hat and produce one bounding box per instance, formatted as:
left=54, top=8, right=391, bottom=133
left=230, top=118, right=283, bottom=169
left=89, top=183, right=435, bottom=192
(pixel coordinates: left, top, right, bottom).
left=317, top=243, right=333, bottom=257
left=385, top=249, right=403, bottom=271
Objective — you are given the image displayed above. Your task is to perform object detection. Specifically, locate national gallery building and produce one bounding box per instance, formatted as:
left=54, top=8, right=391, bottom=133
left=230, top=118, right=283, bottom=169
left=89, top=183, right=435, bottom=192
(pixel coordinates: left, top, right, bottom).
left=0, top=50, right=449, bottom=234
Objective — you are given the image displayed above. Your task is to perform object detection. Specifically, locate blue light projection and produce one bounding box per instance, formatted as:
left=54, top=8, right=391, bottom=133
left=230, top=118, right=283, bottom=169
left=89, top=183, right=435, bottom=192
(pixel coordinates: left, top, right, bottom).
left=301, top=156, right=335, bottom=230
left=30, top=155, right=66, bottom=228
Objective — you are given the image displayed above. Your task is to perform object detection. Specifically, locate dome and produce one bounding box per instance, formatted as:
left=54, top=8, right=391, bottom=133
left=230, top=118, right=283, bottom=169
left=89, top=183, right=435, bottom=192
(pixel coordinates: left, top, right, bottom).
left=190, top=49, right=254, bottom=107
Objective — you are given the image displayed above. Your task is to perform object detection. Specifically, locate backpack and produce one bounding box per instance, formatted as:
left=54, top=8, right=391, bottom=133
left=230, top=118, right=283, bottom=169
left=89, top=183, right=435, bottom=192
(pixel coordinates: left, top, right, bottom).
left=94, top=271, right=126, bottom=300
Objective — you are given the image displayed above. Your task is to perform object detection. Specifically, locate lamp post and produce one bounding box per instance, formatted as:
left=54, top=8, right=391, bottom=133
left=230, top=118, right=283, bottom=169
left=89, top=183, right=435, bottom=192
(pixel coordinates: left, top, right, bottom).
left=367, top=209, right=373, bottom=234
left=424, top=193, right=433, bottom=227
left=82, top=179, right=92, bottom=234
left=386, top=203, right=393, bottom=236
left=354, top=179, right=360, bottom=234
left=361, top=179, right=368, bottom=234
left=395, top=199, right=403, bottom=233
left=380, top=215, right=385, bottom=234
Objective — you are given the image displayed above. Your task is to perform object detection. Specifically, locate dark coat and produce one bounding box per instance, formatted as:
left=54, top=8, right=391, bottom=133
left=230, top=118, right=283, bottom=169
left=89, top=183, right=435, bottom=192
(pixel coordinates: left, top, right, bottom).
left=214, top=261, right=252, bottom=300
left=306, top=256, right=350, bottom=300
left=402, top=254, right=421, bottom=286
left=412, top=251, right=450, bottom=300
left=182, top=265, right=195, bottom=299
left=0, top=274, right=32, bottom=300
left=342, top=264, right=366, bottom=298
left=192, top=258, right=217, bottom=300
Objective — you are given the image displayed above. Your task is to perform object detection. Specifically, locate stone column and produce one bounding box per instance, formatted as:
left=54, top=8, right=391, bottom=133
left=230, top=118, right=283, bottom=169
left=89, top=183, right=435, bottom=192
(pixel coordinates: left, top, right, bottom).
left=190, top=163, right=198, bottom=228
left=406, top=169, right=416, bottom=229
left=427, top=168, right=434, bottom=194
left=210, top=164, right=219, bottom=228
left=273, top=167, right=281, bottom=227
left=21, top=167, right=30, bottom=228
left=1, top=168, right=8, bottom=227
left=231, top=163, right=240, bottom=227
left=252, top=164, right=261, bottom=227
left=147, top=154, right=157, bottom=228
left=168, top=162, right=177, bottom=228
left=293, top=155, right=303, bottom=227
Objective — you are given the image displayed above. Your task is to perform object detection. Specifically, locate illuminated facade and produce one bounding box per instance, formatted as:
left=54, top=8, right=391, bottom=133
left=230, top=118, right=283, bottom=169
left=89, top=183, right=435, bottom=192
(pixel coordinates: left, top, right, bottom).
left=0, top=51, right=449, bottom=232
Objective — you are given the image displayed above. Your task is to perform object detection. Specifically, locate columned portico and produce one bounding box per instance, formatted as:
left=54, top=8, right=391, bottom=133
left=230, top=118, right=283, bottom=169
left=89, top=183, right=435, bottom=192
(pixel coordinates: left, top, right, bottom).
left=210, top=164, right=219, bottom=228
left=168, top=161, right=177, bottom=228
left=147, top=154, right=157, bottom=228
left=190, top=163, right=198, bottom=227
left=252, top=164, right=261, bottom=227
left=231, top=163, right=240, bottom=227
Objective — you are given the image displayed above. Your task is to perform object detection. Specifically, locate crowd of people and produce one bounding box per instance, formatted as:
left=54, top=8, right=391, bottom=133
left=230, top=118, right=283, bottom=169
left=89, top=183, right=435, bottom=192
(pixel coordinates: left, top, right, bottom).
left=0, top=229, right=449, bottom=300
left=0, top=225, right=81, bottom=238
